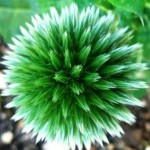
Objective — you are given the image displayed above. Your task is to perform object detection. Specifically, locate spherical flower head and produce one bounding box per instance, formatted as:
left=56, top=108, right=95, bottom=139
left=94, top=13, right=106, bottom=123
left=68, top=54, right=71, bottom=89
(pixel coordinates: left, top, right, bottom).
left=3, top=3, right=148, bottom=150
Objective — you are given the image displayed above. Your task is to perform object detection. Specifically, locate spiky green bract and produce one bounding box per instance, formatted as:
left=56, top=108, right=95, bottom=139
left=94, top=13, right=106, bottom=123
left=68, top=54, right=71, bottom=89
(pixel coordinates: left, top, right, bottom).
left=2, top=4, right=148, bottom=150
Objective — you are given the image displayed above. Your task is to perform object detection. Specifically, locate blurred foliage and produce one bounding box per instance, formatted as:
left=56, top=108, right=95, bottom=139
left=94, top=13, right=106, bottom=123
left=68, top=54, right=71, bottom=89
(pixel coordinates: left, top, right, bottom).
left=37, top=0, right=98, bottom=12
left=0, top=0, right=38, bottom=42
left=0, top=0, right=150, bottom=97
left=107, top=0, right=146, bottom=15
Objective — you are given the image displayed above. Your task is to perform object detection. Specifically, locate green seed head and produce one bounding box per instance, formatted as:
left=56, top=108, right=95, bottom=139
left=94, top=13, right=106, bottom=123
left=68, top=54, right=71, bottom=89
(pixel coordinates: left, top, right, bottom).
left=3, top=3, right=148, bottom=150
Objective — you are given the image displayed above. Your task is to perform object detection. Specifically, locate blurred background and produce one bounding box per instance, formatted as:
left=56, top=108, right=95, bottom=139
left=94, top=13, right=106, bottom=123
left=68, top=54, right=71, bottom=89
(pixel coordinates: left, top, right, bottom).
left=0, top=0, right=150, bottom=150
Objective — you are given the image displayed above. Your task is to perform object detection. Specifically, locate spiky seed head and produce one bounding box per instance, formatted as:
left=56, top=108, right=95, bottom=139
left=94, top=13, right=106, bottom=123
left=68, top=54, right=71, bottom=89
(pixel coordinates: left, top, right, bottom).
left=2, top=3, right=148, bottom=150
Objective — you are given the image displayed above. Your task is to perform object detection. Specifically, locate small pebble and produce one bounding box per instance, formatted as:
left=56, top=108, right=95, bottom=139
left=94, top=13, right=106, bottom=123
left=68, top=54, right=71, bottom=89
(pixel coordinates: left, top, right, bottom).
left=42, top=142, right=67, bottom=150
left=1, top=131, right=14, bottom=144
left=145, top=146, right=150, bottom=150
left=91, top=145, right=96, bottom=150
left=18, top=120, right=24, bottom=130
left=106, top=144, right=115, bottom=150
left=115, top=140, right=125, bottom=150
left=145, top=122, right=150, bottom=132
left=143, top=113, right=150, bottom=120
left=0, top=112, right=7, bottom=120
left=124, top=146, right=135, bottom=150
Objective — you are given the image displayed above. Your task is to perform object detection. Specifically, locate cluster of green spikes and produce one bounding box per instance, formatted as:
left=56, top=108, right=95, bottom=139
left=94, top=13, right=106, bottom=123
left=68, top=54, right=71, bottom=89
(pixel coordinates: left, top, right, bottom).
left=2, top=3, right=148, bottom=150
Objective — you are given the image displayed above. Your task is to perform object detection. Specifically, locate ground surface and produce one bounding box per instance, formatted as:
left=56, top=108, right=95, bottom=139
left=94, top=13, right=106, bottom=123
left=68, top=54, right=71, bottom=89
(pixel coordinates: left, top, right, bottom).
left=0, top=37, right=150, bottom=150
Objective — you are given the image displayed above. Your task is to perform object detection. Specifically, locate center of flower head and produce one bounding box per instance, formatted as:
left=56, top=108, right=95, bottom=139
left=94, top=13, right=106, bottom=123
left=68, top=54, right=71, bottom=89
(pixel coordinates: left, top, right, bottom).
left=53, top=65, right=84, bottom=95
left=53, top=65, right=83, bottom=84
left=54, top=70, right=70, bottom=84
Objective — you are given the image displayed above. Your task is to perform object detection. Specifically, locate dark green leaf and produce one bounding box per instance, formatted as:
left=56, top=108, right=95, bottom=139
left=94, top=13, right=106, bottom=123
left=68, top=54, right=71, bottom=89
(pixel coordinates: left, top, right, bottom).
left=49, top=51, right=61, bottom=69
left=71, top=65, right=83, bottom=78
left=70, top=82, right=84, bottom=95
left=84, top=72, right=101, bottom=83
left=54, top=71, right=69, bottom=84
left=78, top=45, right=91, bottom=65
left=92, top=80, right=116, bottom=90
left=52, top=85, right=66, bottom=102
left=75, top=95, right=90, bottom=112
left=89, top=54, right=110, bottom=70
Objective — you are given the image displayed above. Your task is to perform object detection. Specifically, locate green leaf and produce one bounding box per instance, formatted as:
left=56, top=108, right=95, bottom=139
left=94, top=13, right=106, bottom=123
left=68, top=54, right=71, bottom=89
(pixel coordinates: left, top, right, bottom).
left=52, top=85, right=66, bottom=102
left=110, top=79, right=148, bottom=89
left=100, top=65, right=125, bottom=76
left=124, top=63, right=148, bottom=72
left=0, top=0, right=37, bottom=42
left=88, top=54, right=110, bottom=70
left=92, top=80, right=116, bottom=90
left=78, top=28, right=91, bottom=49
left=110, top=44, right=141, bottom=61
left=64, top=48, right=71, bottom=68
left=71, top=65, right=83, bottom=78
left=107, top=0, right=145, bottom=15
left=92, top=33, right=110, bottom=54
left=70, top=82, right=84, bottom=95
left=100, top=90, right=143, bottom=106
left=78, top=45, right=91, bottom=65
left=88, top=90, right=104, bottom=108
left=90, top=109, right=123, bottom=136
left=108, top=28, right=133, bottom=47
left=75, top=95, right=90, bottom=112
left=54, top=71, right=69, bottom=84
left=62, top=32, right=68, bottom=49
left=84, top=72, right=101, bottom=83
left=61, top=98, right=71, bottom=118
left=49, top=51, right=61, bottom=70
left=87, top=91, right=135, bottom=123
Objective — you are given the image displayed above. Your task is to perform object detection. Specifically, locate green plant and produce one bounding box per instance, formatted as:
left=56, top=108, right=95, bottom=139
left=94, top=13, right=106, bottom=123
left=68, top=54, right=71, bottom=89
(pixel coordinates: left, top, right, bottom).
left=3, top=4, right=148, bottom=150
